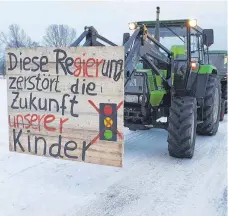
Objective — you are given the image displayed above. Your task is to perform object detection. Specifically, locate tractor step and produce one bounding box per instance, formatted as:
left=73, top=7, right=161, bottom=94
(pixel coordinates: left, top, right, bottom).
left=153, top=122, right=168, bottom=130
left=124, top=123, right=150, bottom=131
left=124, top=121, right=168, bottom=131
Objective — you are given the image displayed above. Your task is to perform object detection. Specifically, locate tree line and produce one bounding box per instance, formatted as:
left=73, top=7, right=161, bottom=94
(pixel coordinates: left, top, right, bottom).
left=0, top=24, right=77, bottom=75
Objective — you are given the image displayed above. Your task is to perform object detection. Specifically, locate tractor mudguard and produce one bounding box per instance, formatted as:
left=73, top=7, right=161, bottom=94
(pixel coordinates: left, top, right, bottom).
left=195, top=73, right=210, bottom=98
left=198, top=65, right=217, bottom=74
left=186, top=65, right=218, bottom=98
left=194, top=65, right=218, bottom=98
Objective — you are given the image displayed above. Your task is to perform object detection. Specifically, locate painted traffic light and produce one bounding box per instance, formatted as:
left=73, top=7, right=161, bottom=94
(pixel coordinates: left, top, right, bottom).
left=99, top=103, right=117, bottom=141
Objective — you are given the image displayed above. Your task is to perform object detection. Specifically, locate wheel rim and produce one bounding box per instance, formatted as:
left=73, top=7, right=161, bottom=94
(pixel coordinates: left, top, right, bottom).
left=213, top=88, right=219, bottom=124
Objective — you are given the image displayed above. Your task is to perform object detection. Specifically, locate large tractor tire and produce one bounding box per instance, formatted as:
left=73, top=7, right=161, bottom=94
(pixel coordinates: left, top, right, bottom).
left=222, top=83, right=227, bottom=114
left=167, top=96, right=197, bottom=158
left=197, top=75, right=221, bottom=136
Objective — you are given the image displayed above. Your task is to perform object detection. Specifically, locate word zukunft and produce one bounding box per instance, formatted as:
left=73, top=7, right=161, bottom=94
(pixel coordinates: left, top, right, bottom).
left=10, top=92, right=79, bottom=117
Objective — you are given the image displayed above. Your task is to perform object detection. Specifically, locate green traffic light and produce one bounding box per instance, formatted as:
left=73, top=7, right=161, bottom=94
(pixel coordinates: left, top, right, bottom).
left=104, top=130, right=113, bottom=140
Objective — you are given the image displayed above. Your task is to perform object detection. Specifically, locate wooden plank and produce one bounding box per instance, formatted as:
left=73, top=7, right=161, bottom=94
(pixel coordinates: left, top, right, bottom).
left=9, top=109, right=123, bottom=132
left=6, top=74, right=123, bottom=94
left=6, top=46, right=125, bottom=167
left=5, top=47, right=124, bottom=77
left=7, top=91, right=124, bottom=117
left=5, top=64, right=120, bottom=78
left=9, top=129, right=122, bottom=163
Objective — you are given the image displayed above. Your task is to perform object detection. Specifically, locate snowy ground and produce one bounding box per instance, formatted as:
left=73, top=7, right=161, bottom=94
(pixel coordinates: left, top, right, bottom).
left=0, top=79, right=227, bottom=216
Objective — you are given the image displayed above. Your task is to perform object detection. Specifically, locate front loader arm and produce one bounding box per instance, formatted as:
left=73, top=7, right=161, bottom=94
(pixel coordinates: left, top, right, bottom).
left=124, top=25, right=173, bottom=87
left=71, top=26, right=117, bottom=47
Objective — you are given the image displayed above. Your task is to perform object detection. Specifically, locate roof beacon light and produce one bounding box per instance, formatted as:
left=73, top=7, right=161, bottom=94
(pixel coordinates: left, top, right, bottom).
left=189, top=19, right=197, bottom=27
left=129, top=22, right=137, bottom=30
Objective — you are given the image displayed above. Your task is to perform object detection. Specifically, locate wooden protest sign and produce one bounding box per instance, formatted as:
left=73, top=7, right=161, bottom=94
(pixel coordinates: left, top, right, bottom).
left=6, top=46, right=124, bottom=167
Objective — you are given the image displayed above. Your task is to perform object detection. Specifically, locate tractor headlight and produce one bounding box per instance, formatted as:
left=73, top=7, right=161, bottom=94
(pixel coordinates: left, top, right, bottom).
left=129, top=22, right=137, bottom=30
left=124, top=95, right=138, bottom=103
left=188, top=19, right=197, bottom=27
left=139, top=95, right=147, bottom=103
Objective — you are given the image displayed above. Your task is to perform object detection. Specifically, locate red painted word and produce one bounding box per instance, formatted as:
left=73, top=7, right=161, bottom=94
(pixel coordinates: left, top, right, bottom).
left=8, top=114, right=68, bottom=134
left=73, top=56, right=104, bottom=77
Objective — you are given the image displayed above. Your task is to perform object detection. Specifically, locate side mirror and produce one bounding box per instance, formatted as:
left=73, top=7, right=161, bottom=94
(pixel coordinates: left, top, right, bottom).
left=203, top=29, right=214, bottom=47
left=123, top=33, right=130, bottom=45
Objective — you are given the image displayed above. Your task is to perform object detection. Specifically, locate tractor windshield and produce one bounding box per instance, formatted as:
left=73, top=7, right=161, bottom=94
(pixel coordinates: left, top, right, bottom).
left=209, top=53, right=228, bottom=74
left=147, top=26, right=187, bottom=59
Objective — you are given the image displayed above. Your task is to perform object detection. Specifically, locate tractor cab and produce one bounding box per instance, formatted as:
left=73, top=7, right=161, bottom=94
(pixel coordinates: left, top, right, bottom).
left=125, top=17, right=214, bottom=98
left=125, top=20, right=191, bottom=108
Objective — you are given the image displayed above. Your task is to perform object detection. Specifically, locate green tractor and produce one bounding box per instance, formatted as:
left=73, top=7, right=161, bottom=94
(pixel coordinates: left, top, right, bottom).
left=208, top=50, right=227, bottom=120
left=71, top=6, right=221, bottom=159
left=123, top=7, right=221, bottom=158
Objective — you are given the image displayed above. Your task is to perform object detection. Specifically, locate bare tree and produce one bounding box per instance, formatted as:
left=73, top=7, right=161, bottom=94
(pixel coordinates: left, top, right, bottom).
left=43, top=24, right=76, bottom=47
left=0, top=24, right=38, bottom=48
left=0, top=24, right=39, bottom=75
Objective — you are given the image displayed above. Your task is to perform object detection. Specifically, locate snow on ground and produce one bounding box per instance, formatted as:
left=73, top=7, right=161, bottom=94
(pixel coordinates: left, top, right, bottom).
left=0, top=79, right=227, bottom=216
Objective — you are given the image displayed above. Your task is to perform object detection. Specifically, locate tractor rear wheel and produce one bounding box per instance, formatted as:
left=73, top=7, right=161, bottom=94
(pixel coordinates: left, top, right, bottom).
left=167, top=96, right=197, bottom=158
left=222, top=83, right=227, bottom=113
left=196, top=75, right=221, bottom=135
left=220, top=99, right=225, bottom=121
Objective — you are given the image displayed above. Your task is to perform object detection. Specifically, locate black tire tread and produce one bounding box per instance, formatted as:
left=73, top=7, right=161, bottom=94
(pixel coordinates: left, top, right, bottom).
left=221, top=83, right=227, bottom=113
left=197, top=75, right=221, bottom=135
left=222, top=83, right=227, bottom=100
left=220, top=99, right=225, bottom=121
left=168, top=96, right=197, bottom=158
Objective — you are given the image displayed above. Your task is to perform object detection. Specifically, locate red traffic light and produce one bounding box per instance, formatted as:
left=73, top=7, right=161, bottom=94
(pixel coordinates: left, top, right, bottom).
left=104, top=105, right=113, bottom=115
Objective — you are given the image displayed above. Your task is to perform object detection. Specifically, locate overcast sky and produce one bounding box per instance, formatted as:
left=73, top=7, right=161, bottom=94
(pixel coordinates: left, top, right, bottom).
left=0, top=0, right=227, bottom=49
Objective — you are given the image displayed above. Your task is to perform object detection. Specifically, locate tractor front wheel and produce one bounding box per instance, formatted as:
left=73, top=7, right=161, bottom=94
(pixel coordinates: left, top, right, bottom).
left=167, top=96, right=197, bottom=158
left=196, top=75, right=221, bottom=136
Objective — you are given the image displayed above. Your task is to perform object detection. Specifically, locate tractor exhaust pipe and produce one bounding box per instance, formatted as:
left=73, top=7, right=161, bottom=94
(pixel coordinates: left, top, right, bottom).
left=155, top=6, right=160, bottom=42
